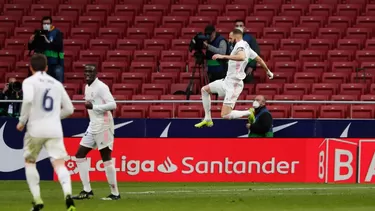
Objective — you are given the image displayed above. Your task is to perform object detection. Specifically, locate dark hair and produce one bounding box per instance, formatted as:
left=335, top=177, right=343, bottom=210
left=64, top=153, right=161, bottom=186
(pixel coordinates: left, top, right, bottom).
left=30, top=54, right=47, bottom=71
left=42, top=16, right=52, bottom=23
left=234, top=19, right=245, bottom=24
left=85, top=64, right=97, bottom=71
left=232, top=28, right=243, bottom=35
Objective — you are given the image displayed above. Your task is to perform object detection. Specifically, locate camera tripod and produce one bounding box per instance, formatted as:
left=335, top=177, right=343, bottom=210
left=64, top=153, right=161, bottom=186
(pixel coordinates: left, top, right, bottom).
left=185, top=51, right=207, bottom=100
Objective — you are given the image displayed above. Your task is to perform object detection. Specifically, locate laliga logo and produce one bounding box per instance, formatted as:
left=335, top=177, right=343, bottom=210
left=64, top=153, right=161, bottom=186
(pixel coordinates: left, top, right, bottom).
left=63, top=156, right=178, bottom=175
left=64, top=156, right=79, bottom=175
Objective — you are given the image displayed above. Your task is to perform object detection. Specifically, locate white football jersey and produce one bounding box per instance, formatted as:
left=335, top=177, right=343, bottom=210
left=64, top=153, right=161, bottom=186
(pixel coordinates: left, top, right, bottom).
left=226, top=40, right=258, bottom=81
left=84, top=78, right=116, bottom=134
left=19, top=71, right=74, bottom=138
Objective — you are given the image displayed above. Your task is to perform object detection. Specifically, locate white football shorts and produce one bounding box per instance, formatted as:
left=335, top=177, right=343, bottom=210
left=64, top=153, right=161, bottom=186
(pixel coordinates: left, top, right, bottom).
left=23, top=132, right=67, bottom=162
left=80, top=130, right=114, bottom=151
left=209, top=79, right=244, bottom=109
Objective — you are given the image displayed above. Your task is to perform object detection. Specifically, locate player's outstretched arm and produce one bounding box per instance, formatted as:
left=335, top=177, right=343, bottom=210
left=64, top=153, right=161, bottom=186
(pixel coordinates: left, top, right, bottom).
left=93, top=86, right=116, bottom=112
left=255, top=56, right=273, bottom=79
left=213, top=50, right=246, bottom=62
left=18, top=82, right=34, bottom=126
left=60, top=86, right=74, bottom=119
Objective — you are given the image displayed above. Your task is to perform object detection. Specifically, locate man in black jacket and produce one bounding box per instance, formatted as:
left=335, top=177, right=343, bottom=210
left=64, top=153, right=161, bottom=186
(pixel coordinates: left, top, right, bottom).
left=246, top=95, right=273, bottom=137
left=234, top=20, right=261, bottom=83
left=28, top=16, right=64, bottom=82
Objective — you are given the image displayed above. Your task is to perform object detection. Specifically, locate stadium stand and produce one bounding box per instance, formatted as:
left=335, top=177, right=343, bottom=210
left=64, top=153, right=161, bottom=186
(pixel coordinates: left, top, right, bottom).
left=0, top=0, right=374, bottom=118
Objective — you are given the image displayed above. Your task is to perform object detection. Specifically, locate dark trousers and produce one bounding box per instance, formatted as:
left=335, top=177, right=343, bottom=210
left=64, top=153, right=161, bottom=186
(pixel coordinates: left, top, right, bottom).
left=48, top=64, right=64, bottom=83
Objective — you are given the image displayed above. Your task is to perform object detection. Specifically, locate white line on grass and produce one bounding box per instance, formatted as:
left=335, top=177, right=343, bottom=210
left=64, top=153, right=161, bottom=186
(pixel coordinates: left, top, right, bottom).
left=121, top=186, right=375, bottom=195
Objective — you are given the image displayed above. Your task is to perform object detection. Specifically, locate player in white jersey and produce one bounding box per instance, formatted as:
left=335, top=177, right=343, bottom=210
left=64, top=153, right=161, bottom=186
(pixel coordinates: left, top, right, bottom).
left=195, top=29, right=274, bottom=128
left=72, top=64, right=120, bottom=201
left=16, top=54, right=75, bottom=211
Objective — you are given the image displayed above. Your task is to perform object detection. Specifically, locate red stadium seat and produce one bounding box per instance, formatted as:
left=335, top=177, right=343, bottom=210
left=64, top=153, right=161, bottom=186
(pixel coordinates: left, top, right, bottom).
left=351, top=105, right=375, bottom=119
left=337, top=39, right=362, bottom=50
left=89, top=39, right=115, bottom=50
left=346, top=28, right=372, bottom=40
left=368, top=84, right=375, bottom=94
left=253, top=4, right=279, bottom=16
left=281, top=4, right=306, bottom=16
left=320, top=105, right=347, bottom=119
left=331, top=61, right=357, bottom=73
left=263, top=27, right=289, bottom=39
left=312, top=83, right=338, bottom=95
left=360, top=95, right=375, bottom=101
left=112, top=83, right=140, bottom=96
left=274, top=61, right=300, bottom=72
left=302, top=94, right=329, bottom=101
left=30, top=4, right=55, bottom=17
left=266, top=72, right=293, bottom=83
left=160, top=95, right=186, bottom=105
left=57, top=5, right=83, bottom=18
left=179, top=72, right=200, bottom=83
left=133, top=50, right=159, bottom=62
left=356, top=16, right=375, bottom=29
left=188, top=16, right=215, bottom=27
left=153, top=27, right=179, bottom=39
left=361, top=62, right=375, bottom=72
left=322, top=72, right=349, bottom=84
left=106, top=16, right=133, bottom=28
left=63, top=83, right=80, bottom=96
left=256, top=83, right=283, bottom=95
left=143, top=5, right=168, bottom=16
left=113, top=5, right=140, bottom=16
left=121, top=72, right=148, bottom=84
left=0, top=50, right=22, bottom=66
left=98, top=27, right=125, bottom=39
left=340, top=83, right=367, bottom=95
left=102, top=61, right=127, bottom=73
left=4, top=38, right=28, bottom=50
left=292, top=105, right=318, bottom=118
left=294, top=72, right=320, bottom=83
left=71, top=104, right=88, bottom=118
left=143, top=39, right=170, bottom=50
left=162, top=16, right=188, bottom=28
left=309, top=4, right=334, bottom=17
left=3, top=4, right=28, bottom=17
left=224, top=6, right=248, bottom=18
left=134, top=15, right=161, bottom=28
left=96, top=72, right=117, bottom=87
left=299, top=50, right=325, bottom=62
left=106, top=50, right=132, bottom=63
left=308, top=38, right=335, bottom=50
left=245, top=16, right=271, bottom=29
left=78, top=16, right=104, bottom=28
left=356, top=50, right=375, bottom=62
left=327, top=16, right=353, bottom=29
left=161, top=50, right=187, bottom=62
left=120, top=105, right=148, bottom=118
left=142, top=83, right=168, bottom=95
left=126, top=27, right=152, bottom=39
left=130, top=62, right=157, bottom=73
left=299, top=16, right=326, bottom=28
left=318, top=28, right=343, bottom=40
left=5, top=72, right=28, bottom=82
left=280, top=38, right=306, bottom=51
left=243, top=84, right=255, bottom=95
left=274, top=95, right=301, bottom=101
left=177, top=105, right=203, bottom=118
left=272, top=16, right=299, bottom=28
left=331, top=95, right=358, bottom=101
left=149, top=105, right=174, bottom=118
left=0, top=16, right=20, bottom=29
left=267, top=105, right=290, bottom=118
left=85, top=4, right=111, bottom=18
left=270, top=50, right=296, bottom=61
left=197, top=5, right=223, bottom=16
left=79, top=50, right=105, bottom=63
left=70, top=27, right=97, bottom=40
left=350, top=72, right=374, bottom=84
left=151, top=72, right=178, bottom=84
left=327, top=50, right=354, bottom=62
left=257, top=39, right=279, bottom=54
left=14, top=27, right=34, bottom=38
left=302, top=61, right=329, bottom=73
left=290, top=27, right=317, bottom=39
left=283, top=83, right=311, bottom=95
left=365, top=39, right=375, bottom=50
left=116, top=39, right=143, bottom=50
left=170, top=83, right=191, bottom=95
left=64, top=39, right=87, bottom=52
left=132, top=95, right=159, bottom=105
left=159, top=62, right=186, bottom=72
left=170, top=5, right=196, bottom=16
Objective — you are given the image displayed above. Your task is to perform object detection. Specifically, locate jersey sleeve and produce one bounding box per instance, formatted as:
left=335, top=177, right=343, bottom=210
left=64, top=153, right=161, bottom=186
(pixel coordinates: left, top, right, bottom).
left=19, top=80, right=34, bottom=125
left=60, top=85, right=74, bottom=119
left=248, top=46, right=258, bottom=60
left=92, top=84, right=117, bottom=112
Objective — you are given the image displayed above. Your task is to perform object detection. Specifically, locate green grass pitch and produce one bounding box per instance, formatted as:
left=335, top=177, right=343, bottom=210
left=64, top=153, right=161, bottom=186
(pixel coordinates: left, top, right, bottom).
left=0, top=181, right=375, bottom=211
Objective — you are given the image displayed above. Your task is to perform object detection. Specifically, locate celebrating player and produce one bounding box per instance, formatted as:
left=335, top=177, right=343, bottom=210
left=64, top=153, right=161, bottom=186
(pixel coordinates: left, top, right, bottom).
left=195, top=29, right=273, bottom=128
left=72, top=64, right=120, bottom=200
left=17, top=54, right=75, bottom=211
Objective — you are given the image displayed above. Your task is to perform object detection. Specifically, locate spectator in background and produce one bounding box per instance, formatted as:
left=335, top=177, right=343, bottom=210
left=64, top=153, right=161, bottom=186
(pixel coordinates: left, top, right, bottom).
left=246, top=95, right=273, bottom=137
left=204, top=25, right=228, bottom=82
left=234, top=20, right=261, bottom=84
left=28, top=16, right=64, bottom=83
left=0, top=77, right=23, bottom=117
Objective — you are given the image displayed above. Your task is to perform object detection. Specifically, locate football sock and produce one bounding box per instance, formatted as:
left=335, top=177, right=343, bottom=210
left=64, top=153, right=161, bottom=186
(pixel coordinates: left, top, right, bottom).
left=55, top=166, right=72, bottom=197
left=202, top=88, right=211, bottom=121
left=224, top=110, right=251, bottom=119
left=25, top=163, right=43, bottom=204
left=76, top=158, right=92, bottom=192
left=104, top=160, right=119, bottom=196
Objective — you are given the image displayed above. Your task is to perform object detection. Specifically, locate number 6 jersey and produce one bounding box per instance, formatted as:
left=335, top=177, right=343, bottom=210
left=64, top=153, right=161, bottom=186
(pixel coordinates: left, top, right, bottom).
left=19, top=71, right=74, bottom=138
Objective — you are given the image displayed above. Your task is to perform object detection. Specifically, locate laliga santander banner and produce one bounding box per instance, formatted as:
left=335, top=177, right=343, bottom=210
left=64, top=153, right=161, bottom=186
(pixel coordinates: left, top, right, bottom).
left=55, top=138, right=375, bottom=183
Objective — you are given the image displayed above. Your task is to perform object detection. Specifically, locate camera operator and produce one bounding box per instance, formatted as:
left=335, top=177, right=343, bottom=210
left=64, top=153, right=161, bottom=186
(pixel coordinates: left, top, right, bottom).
left=0, top=77, right=23, bottom=117
left=234, top=20, right=260, bottom=84
left=28, top=16, right=64, bottom=83
left=204, top=25, right=229, bottom=83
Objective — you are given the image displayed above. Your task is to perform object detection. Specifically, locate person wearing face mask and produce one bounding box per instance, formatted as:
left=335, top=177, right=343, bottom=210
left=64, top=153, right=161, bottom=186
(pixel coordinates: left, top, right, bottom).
left=28, top=16, right=64, bottom=83
left=203, top=25, right=229, bottom=83
left=234, top=20, right=260, bottom=84
left=246, top=95, right=273, bottom=138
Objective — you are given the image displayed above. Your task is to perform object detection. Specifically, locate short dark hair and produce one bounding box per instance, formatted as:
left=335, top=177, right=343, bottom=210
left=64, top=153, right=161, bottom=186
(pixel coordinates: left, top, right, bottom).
left=232, top=28, right=243, bottom=35
left=30, top=54, right=47, bottom=71
left=85, top=64, right=97, bottom=71
left=234, top=19, right=245, bottom=24
left=42, top=16, right=52, bottom=23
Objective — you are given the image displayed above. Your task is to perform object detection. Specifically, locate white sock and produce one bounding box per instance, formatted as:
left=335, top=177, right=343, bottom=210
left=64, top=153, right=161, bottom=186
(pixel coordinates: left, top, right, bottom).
left=55, top=166, right=72, bottom=197
left=224, top=110, right=251, bottom=119
left=76, top=158, right=92, bottom=192
left=104, top=160, right=119, bottom=196
left=202, top=89, right=211, bottom=121
left=25, top=164, right=43, bottom=204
